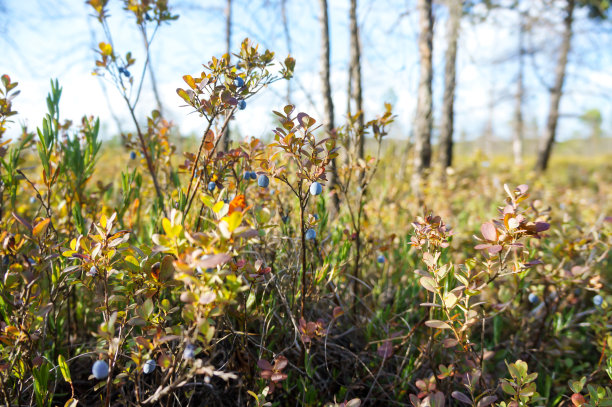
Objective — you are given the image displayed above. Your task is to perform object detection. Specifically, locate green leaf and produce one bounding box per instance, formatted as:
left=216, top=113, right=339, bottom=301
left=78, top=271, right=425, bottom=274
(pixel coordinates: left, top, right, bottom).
left=420, top=276, right=438, bottom=293
left=425, top=320, right=452, bottom=330
left=58, top=355, right=71, bottom=384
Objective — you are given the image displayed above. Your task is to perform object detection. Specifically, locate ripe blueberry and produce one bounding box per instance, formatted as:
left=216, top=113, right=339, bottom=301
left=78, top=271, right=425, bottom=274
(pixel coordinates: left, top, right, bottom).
left=143, top=359, right=156, bottom=374
left=305, top=228, right=316, bottom=240
left=528, top=293, right=539, bottom=304
left=310, top=181, right=322, bottom=196
left=258, top=174, right=269, bottom=188
left=234, top=77, right=244, bottom=87
left=593, top=294, right=603, bottom=307
left=377, top=255, right=386, bottom=264
left=183, top=344, right=196, bottom=360
left=130, top=151, right=137, bottom=160
left=92, top=360, right=109, bottom=380
left=238, top=100, right=247, bottom=110
left=207, top=181, right=216, bottom=191
left=87, top=266, right=98, bottom=277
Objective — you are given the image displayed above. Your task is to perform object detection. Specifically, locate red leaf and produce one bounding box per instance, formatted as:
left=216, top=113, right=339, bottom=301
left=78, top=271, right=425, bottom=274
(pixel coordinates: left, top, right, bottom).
left=257, top=359, right=273, bottom=371
left=481, top=222, right=497, bottom=242
left=377, top=341, right=393, bottom=359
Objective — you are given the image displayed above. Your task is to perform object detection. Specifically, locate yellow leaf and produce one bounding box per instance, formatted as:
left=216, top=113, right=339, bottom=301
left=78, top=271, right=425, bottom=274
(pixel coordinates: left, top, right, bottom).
left=183, top=75, right=196, bottom=89
left=99, top=42, right=113, bottom=56
left=162, top=218, right=174, bottom=238
left=200, top=193, right=214, bottom=208
left=33, top=218, right=50, bottom=237
left=212, top=201, right=225, bottom=214
left=221, top=211, right=243, bottom=233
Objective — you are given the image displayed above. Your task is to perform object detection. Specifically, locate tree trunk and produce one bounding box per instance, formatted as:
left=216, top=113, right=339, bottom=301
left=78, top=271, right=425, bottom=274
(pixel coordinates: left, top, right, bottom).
left=319, top=0, right=340, bottom=213
left=349, top=0, right=364, bottom=159
left=535, top=0, right=574, bottom=172
left=222, top=0, right=232, bottom=152
left=513, top=11, right=525, bottom=166
left=281, top=0, right=292, bottom=105
left=438, top=0, right=460, bottom=169
left=413, top=0, right=434, bottom=176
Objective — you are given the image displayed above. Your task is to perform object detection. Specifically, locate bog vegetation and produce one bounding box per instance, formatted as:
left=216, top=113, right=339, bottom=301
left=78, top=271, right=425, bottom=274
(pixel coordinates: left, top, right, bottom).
left=0, top=1, right=611, bottom=406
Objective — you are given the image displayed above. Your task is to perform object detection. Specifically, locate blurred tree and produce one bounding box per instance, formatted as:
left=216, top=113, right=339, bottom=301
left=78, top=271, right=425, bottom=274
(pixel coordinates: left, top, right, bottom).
left=536, top=0, right=610, bottom=171
left=348, top=0, right=364, bottom=160
left=439, top=0, right=462, bottom=169
left=280, top=0, right=292, bottom=104
left=413, top=0, right=433, bottom=179
left=513, top=8, right=526, bottom=166
left=580, top=107, right=603, bottom=142
left=222, top=0, right=232, bottom=152
left=318, top=0, right=339, bottom=213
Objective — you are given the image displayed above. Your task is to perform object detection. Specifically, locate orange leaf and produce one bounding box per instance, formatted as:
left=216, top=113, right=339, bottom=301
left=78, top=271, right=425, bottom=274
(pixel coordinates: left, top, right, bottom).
left=33, top=218, right=51, bottom=237
left=228, top=194, right=246, bottom=215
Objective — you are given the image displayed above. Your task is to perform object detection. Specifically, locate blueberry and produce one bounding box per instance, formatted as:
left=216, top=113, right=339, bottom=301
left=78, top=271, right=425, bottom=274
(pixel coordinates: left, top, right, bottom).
left=143, top=359, right=156, bottom=374
left=238, top=100, right=247, bottom=110
left=234, top=77, right=244, bottom=87
left=87, top=266, right=98, bottom=277
left=258, top=174, right=269, bottom=188
left=305, top=228, right=316, bottom=240
left=244, top=171, right=251, bottom=180
left=92, top=360, right=109, bottom=380
left=593, top=295, right=603, bottom=307
left=130, top=151, right=137, bottom=160
left=183, top=344, right=195, bottom=360
left=118, top=67, right=130, bottom=78
left=528, top=293, right=539, bottom=304
left=377, top=255, right=386, bottom=264
left=310, top=181, right=322, bottom=196
left=313, top=214, right=319, bottom=220
left=250, top=171, right=257, bottom=180
left=207, top=181, right=216, bottom=191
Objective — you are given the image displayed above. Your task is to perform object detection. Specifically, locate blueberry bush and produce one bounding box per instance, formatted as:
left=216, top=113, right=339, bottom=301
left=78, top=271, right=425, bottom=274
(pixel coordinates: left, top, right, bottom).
left=0, top=2, right=611, bottom=406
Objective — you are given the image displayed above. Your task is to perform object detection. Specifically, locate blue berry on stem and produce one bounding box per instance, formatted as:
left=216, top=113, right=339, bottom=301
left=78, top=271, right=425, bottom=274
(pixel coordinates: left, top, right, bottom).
left=528, top=293, right=539, bottom=304
left=207, top=181, right=216, bottom=191
left=130, top=151, right=137, bottom=160
left=258, top=174, right=269, bottom=188
left=92, top=360, right=109, bottom=380
left=143, top=359, right=156, bottom=374
left=238, top=100, right=247, bottom=110
left=377, top=255, right=386, bottom=264
left=310, top=181, right=323, bottom=196
left=305, top=228, right=316, bottom=240
left=183, top=344, right=196, bottom=360
left=234, top=77, right=244, bottom=87
left=593, top=294, right=603, bottom=307
left=87, top=266, right=98, bottom=277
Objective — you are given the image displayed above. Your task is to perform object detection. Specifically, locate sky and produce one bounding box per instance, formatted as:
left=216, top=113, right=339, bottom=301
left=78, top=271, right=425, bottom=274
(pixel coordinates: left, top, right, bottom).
left=1, top=0, right=612, bottom=148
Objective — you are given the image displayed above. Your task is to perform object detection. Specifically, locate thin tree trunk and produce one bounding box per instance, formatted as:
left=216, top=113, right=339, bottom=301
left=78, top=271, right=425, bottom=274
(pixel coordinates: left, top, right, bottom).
left=413, top=0, right=434, bottom=176
left=535, top=0, right=574, bottom=172
left=281, top=0, right=292, bottom=105
left=439, top=0, right=460, bottom=169
left=222, top=0, right=232, bottom=152
left=349, top=0, right=364, bottom=159
left=138, top=27, right=164, bottom=117
left=319, top=0, right=340, bottom=214
left=513, top=11, right=525, bottom=166
left=484, top=82, right=494, bottom=158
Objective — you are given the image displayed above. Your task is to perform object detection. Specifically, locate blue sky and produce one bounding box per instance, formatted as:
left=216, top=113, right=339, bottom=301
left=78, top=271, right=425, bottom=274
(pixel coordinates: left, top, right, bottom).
left=2, top=0, right=611, bottom=147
